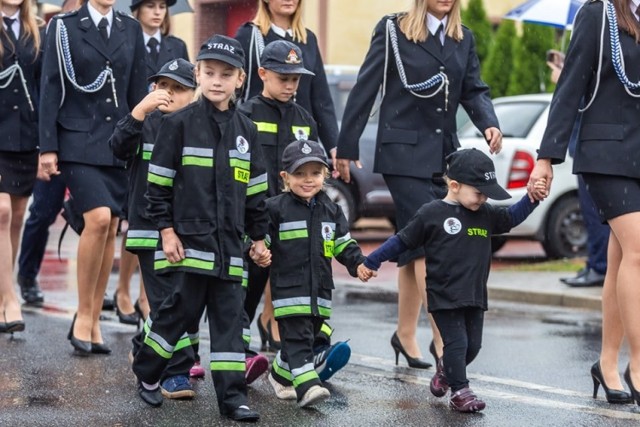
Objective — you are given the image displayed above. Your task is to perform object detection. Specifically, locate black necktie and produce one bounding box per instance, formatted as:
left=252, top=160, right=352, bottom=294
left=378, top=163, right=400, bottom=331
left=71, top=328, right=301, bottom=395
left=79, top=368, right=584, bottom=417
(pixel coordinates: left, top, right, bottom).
left=147, top=38, right=159, bottom=64
left=3, top=17, right=17, bottom=44
left=98, top=17, right=109, bottom=44
left=434, top=24, right=444, bottom=51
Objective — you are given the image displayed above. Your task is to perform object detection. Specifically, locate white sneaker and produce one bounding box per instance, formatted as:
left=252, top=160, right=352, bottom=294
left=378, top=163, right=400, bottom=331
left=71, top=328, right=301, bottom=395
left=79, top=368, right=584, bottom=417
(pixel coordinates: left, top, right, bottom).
left=298, top=385, right=330, bottom=408
left=268, top=373, right=296, bottom=400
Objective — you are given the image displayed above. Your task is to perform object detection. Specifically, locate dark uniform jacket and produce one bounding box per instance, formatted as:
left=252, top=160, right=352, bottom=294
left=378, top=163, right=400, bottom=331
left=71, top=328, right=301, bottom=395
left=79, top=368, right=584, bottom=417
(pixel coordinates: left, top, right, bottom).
left=238, top=95, right=319, bottom=197
left=337, top=14, right=499, bottom=178
left=109, top=110, right=163, bottom=252
left=145, top=98, right=269, bottom=280
left=267, top=191, right=365, bottom=319
left=538, top=1, right=640, bottom=179
left=235, top=23, right=338, bottom=152
left=143, top=34, right=189, bottom=78
left=39, top=4, right=147, bottom=167
left=1, top=25, right=42, bottom=152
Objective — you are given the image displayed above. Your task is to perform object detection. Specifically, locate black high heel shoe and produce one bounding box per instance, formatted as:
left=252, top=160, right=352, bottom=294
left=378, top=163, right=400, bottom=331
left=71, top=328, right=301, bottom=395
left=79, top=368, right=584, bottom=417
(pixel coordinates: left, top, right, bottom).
left=134, top=299, right=147, bottom=330
left=91, top=342, right=112, bottom=354
left=624, top=365, right=640, bottom=406
left=429, top=340, right=440, bottom=364
left=257, top=312, right=281, bottom=351
left=114, top=291, right=139, bottom=326
left=0, top=309, right=26, bottom=334
left=68, top=313, right=91, bottom=356
left=591, top=361, right=633, bottom=404
left=390, top=331, right=432, bottom=369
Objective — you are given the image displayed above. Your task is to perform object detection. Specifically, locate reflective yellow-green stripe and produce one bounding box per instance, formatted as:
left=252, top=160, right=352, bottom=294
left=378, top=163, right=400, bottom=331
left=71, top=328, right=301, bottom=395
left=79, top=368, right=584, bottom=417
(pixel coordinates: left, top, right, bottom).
left=174, top=335, right=194, bottom=352
left=154, top=258, right=214, bottom=271
left=230, top=158, right=251, bottom=170
left=255, top=122, right=278, bottom=133
left=229, top=266, right=244, bottom=277
left=142, top=151, right=152, bottom=161
left=247, top=181, right=268, bottom=196
left=126, top=238, right=157, bottom=248
left=148, top=172, right=173, bottom=187
left=318, top=306, right=332, bottom=317
left=279, top=229, right=308, bottom=240
left=272, top=360, right=293, bottom=381
left=334, top=239, right=357, bottom=257
left=210, top=361, right=245, bottom=371
left=292, top=370, right=319, bottom=387
left=182, top=157, right=214, bottom=167
left=274, top=305, right=312, bottom=317
left=144, top=336, right=172, bottom=359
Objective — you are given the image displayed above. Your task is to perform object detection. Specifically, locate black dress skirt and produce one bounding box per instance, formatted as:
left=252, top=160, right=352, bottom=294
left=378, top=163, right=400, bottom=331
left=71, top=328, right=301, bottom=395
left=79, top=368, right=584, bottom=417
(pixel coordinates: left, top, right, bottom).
left=0, top=150, right=38, bottom=197
left=60, top=162, right=127, bottom=216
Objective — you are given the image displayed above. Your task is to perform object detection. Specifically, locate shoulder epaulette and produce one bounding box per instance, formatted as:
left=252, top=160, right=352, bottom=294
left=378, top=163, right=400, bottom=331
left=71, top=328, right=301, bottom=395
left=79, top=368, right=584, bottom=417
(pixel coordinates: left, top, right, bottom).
left=56, top=9, right=79, bottom=19
left=116, top=10, right=136, bottom=20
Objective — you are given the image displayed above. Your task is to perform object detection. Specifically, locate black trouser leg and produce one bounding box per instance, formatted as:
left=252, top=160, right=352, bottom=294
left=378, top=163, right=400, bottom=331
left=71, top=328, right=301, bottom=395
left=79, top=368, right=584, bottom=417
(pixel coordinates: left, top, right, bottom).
left=276, top=317, right=323, bottom=400
left=244, top=262, right=269, bottom=323
left=132, top=272, right=206, bottom=385
left=432, top=308, right=484, bottom=392
left=205, top=277, right=248, bottom=414
left=132, top=251, right=196, bottom=380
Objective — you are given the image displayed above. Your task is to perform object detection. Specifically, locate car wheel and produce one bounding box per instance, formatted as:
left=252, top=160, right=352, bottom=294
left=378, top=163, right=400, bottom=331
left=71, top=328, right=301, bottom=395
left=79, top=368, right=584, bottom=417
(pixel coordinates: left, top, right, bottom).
left=491, top=236, right=507, bottom=254
left=325, top=179, right=357, bottom=225
left=542, top=195, right=587, bottom=259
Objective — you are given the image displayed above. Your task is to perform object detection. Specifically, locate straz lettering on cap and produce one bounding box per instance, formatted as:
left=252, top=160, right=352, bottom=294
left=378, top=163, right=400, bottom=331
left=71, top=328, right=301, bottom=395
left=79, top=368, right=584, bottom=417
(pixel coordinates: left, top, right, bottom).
left=207, top=42, right=235, bottom=53
left=484, top=171, right=496, bottom=181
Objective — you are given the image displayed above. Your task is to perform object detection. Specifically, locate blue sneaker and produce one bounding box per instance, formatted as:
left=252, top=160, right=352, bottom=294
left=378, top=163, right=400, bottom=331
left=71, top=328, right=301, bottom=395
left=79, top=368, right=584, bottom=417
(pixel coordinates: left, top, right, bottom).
left=314, top=341, right=351, bottom=382
left=160, top=375, right=195, bottom=400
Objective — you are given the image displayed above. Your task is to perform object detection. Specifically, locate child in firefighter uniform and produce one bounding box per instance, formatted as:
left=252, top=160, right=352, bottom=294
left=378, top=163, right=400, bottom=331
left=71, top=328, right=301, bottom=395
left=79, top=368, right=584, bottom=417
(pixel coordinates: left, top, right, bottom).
left=264, top=139, right=371, bottom=408
left=239, top=39, right=350, bottom=382
left=109, top=58, right=199, bottom=399
left=131, top=35, right=269, bottom=423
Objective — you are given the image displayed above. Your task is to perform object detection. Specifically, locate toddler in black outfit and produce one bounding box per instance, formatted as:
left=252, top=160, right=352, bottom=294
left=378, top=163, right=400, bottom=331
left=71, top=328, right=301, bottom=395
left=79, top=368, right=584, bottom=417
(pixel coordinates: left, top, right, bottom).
left=363, top=148, right=546, bottom=413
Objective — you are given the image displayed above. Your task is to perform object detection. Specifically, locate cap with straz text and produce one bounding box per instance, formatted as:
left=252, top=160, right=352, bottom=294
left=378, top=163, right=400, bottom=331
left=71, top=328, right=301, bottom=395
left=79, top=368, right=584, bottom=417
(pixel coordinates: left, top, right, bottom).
left=445, top=148, right=511, bottom=200
left=196, top=34, right=245, bottom=69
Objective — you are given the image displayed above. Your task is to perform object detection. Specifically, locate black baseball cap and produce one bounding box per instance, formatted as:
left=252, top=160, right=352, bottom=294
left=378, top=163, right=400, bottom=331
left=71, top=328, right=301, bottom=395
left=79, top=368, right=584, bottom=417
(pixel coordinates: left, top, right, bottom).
left=260, top=40, right=315, bottom=76
left=196, top=34, right=245, bottom=69
left=282, top=140, right=328, bottom=173
left=147, top=58, right=196, bottom=88
left=130, top=0, right=176, bottom=12
left=445, top=148, right=511, bottom=200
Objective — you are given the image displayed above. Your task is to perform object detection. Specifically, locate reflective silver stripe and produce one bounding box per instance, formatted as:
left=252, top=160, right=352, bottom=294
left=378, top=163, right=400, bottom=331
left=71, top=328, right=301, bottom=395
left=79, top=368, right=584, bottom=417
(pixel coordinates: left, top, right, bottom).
left=183, top=147, right=213, bottom=157
left=154, top=250, right=165, bottom=260
left=147, top=330, right=174, bottom=354
left=317, top=297, right=332, bottom=309
left=187, top=331, right=198, bottom=341
left=248, top=173, right=267, bottom=187
left=279, top=221, right=307, bottom=231
left=275, top=352, right=290, bottom=369
left=210, top=352, right=245, bottom=361
left=127, top=230, right=159, bottom=239
left=291, top=363, right=315, bottom=377
left=229, top=150, right=251, bottom=161
left=143, top=143, right=154, bottom=152
left=243, top=328, right=251, bottom=336
left=184, top=249, right=215, bottom=261
left=272, top=296, right=312, bottom=308
left=265, top=234, right=271, bottom=245
left=242, top=270, right=249, bottom=279
left=229, top=257, right=244, bottom=267
left=334, top=232, right=352, bottom=247
left=149, top=164, right=176, bottom=178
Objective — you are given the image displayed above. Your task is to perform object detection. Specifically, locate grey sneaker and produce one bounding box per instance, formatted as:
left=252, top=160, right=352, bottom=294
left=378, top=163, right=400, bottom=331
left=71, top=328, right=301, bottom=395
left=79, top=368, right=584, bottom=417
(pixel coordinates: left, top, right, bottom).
left=268, top=373, right=296, bottom=400
left=298, top=385, right=330, bottom=408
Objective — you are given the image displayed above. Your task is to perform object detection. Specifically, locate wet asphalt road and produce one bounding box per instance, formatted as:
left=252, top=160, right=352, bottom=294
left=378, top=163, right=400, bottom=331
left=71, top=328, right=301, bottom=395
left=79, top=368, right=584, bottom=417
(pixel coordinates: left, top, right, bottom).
left=2, top=294, right=640, bottom=426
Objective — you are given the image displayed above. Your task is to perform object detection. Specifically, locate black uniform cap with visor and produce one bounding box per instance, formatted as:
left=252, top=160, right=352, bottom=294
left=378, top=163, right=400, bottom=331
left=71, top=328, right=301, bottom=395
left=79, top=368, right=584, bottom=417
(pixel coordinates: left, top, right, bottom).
left=260, top=40, right=315, bottom=76
left=196, top=34, right=245, bottom=69
left=130, top=0, right=176, bottom=11
left=445, top=148, right=511, bottom=200
left=282, top=140, right=329, bottom=173
left=147, top=58, right=196, bottom=88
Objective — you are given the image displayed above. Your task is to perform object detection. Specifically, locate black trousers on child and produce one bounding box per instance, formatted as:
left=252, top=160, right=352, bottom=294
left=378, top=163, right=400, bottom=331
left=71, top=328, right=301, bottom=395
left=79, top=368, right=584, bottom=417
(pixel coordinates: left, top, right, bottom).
left=131, top=251, right=196, bottom=380
left=271, top=316, right=324, bottom=400
left=431, top=307, right=484, bottom=392
left=132, top=272, right=248, bottom=415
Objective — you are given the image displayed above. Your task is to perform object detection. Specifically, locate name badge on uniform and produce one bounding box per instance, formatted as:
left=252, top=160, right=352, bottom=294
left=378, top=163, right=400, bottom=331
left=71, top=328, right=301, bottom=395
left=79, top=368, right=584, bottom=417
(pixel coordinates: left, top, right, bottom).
left=321, top=223, right=335, bottom=257
left=235, top=168, right=250, bottom=183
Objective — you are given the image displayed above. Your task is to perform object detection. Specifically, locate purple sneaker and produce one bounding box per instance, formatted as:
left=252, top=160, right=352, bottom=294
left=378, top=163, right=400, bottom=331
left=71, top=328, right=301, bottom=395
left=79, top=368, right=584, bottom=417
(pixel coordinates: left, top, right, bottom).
left=449, top=387, right=486, bottom=413
left=189, top=361, right=205, bottom=379
left=430, top=358, right=449, bottom=397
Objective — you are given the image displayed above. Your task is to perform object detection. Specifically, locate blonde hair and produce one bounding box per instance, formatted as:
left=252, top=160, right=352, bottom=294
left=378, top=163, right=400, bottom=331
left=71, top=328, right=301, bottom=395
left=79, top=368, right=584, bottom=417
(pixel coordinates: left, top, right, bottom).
left=194, top=60, right=245, bottom=103
left=281, top=164, right=329, bottom=192
left=132, top=0, right=173, bottom=37
left=398, top=0, right=463, bottom=43
left=0, top=0, right=42, bottom=62
left=252, top=0, right=307, bottom=44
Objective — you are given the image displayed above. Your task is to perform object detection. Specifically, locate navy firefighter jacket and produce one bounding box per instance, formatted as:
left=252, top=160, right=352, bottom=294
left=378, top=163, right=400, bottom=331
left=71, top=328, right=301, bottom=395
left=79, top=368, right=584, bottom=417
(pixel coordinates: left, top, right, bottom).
left=267, top=190, right=365, bottom=319
left=145, top=98, right=269, bottom=281
left=109, top=109, right=164, bottom=253
left=238, top=95, right=319, bottom=197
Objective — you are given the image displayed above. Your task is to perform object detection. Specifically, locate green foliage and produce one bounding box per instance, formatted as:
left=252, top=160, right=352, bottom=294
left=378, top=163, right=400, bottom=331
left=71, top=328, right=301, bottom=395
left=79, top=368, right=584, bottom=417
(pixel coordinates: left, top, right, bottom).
left=507, top=23, right=556, bottom=95
left=482, top=20, right=516, bottom=98
left=462, top=0, right=493, bottom=64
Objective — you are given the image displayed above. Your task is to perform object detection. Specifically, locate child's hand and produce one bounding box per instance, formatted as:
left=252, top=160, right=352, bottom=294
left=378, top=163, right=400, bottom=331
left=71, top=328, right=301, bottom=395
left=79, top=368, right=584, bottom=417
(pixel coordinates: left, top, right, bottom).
left=161, top=227, right=185, bottom=263
left=250, top=240, right=271, bottom=267
left=131, top=89, right=171, bottom=120
left=357, top=264, right=377, bottom=282
left=533, top=178, right=549, bottom=200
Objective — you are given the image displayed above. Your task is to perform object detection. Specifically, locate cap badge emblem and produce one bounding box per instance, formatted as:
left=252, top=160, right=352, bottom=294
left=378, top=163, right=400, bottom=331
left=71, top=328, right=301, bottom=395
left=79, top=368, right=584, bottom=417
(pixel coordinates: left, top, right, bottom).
left=285, top=49, right=301, bottom=64
left=301, top=143, right=312, bottom=154
left=168, top=60, right=179, bottom=71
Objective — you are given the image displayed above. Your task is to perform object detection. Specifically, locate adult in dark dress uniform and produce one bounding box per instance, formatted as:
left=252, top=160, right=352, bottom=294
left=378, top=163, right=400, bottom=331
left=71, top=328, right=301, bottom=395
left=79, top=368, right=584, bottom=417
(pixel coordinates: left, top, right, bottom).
left=38, top=0, right=147, bottom=354
left=529, top=0, right=640, bottom=405
left=234, top=0, right=339, bottom=349
left=0, top=0, right=43, bottom=333
left=110, top=0, right=191, bottom=327
left=336, top=0, right=501, bottom=369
